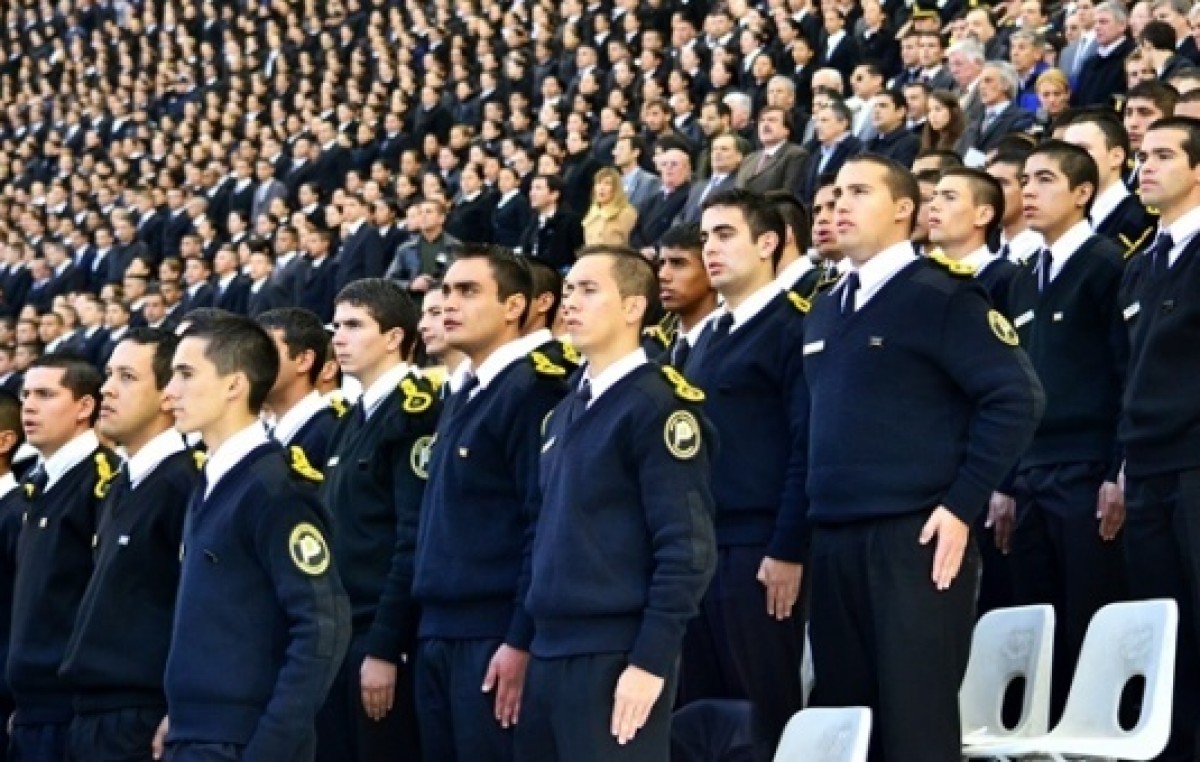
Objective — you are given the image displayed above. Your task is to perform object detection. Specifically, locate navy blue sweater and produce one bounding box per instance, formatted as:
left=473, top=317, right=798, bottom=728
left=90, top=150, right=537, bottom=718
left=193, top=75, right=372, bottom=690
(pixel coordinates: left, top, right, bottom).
left=60, top=448, right=198, bottom=712
left=320, top=373, right=440, bottom=659
left=526, top=363, right=717, bottom=678
left=286, top=406, right=337, bottom=472
left=165, top=442, right=350, bottom=757
left=682, top=293, right=809, bottom=560
left=413, top=355, right=568, bottom=647
left=1008, top=235, right=1127, bottom=477
left=803, top=260, right=1044, bottom=525
left=1119, top=233, right=1200, bottom=476
left=6, top=446, right=116, bottom=723
left=0, top=486, right=24, bottom=704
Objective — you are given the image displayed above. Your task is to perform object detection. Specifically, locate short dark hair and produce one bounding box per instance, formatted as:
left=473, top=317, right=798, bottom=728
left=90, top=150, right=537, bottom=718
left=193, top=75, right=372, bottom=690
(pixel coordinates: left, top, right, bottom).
left=759, top=105, right=794, bottom=135
left=1027, top=139, right=1100, bottom=216
left=844, top=155, right=921, bottom=233
left=940, top=168, right=1007, bottom=243
left=1127, top=80, right=1180, bottom=116
left=518, top=257, right=562, bottom=328
left=453, top=243, right=534, bottom=324
left=1140, top=19, right=1177, bottom=51
left=658, top=223, right=704, bottom=253
left=576, top=245, right=662, bottom=329
left=915, top=149, right=965, bottom=173
left=118, top=327, right=181, bottom=389
left=257, top=308, right=329, bottom=386
left=766, top=189, right=813, bottom=254
left=334, top=278, right=422, bottom=359
left=988, top=140, right=1035, bottom=171
left=1145, top=115, right=1200, bottom=166
left=28, top=352, right=103, bottom=423
left=701, top=188, right=789, bottom=267
left=1067, top=109, right=1133, bottom=165
left=181, top=314, right=279, bottom=414
left=877, top=89, right=907, bottom=111
left=533, top=174, right=565, bottom=196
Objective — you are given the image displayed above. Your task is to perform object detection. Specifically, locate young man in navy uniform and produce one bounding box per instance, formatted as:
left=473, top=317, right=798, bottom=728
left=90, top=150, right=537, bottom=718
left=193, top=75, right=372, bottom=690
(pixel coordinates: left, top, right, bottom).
left=7, top=354, right=117, bottom=761
left=317, top=279, right=440, bottom=761
left=260, top=308, right=341, bottom=468
left=0, top=391, right=24, bottom=762
left=803, top=155, right=1043, bottom=761
left=162, top=315, right=350, bottom=761
left=997, top=141, right=1128, bottom=715
left=517, top=246, right=717, bottom=761
left=516, top=258, right=580, bottom=373
left=59, top=329, right=198, bottom=760
left=657, top=224, right=718, bottom=369
left=1120, top=116, right=1200, bottom=762
left=412, top=247, right=568, bottom=760
left=680, top=188, right=809, bottom=760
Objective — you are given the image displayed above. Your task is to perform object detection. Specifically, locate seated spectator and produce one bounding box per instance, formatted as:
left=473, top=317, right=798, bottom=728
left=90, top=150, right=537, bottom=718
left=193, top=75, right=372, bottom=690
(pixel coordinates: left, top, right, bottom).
left=961, top=62, right=1036, bottom=157
left=1035, top=69, right=1072, bottom=132
left=388, top=198, right=461, bottom=293
left=492, top=167, right=533, bottom=249
left=581, top=168, right=638, bottom=246
left=629, top=142, right=693, bottom=251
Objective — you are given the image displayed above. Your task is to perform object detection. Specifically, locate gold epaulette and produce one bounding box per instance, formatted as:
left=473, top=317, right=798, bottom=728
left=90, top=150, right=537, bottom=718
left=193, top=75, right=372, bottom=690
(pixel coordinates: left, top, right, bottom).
left=787, top=291, right=811, bottom=314
left=1119, top=227, right=1154, bottom=261
left=661, top=365, right=705, bottom=402
left=559, top=338, right=581, bottom=366
left=289, top=446, right=323, bottom=482
left=642, top=325, right=672, bottom=349
left=93, top=452, right=117, bottom=499
left=530, top=350, right=567, bottom=377
left=422, top=366, right=449, bottom=394
left=399, top=375, right=434, bottom=414
left=329, top=393, right=349, bottom=419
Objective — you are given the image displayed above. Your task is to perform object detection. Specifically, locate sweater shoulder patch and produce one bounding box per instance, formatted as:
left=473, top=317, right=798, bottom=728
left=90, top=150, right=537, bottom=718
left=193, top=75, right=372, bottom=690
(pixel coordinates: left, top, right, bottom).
left=927, top=251, right=976, bottom=277
left=529, top=351, right=567, bottom=377
left=661, top=365, right=705, bottom=402
left=93, top=451, right=117, bottom=499
left=787, top=291, right=811, bottom=314
left=398, top=375, right=435, bottom=414
left=989, top=309, right=1020, bottom=347
left=289, top=446, right=324, bottom=483
left=664, top=410, right=702, bottom=460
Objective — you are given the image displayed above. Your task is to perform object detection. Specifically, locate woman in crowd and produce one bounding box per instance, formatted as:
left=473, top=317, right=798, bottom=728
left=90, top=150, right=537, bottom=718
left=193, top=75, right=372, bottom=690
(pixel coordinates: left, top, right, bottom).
left=919, top=89, right=967, bottom=154
left=581, top=167, right=638, bottom=246
left=1035, top=68, right=1072, bottom=133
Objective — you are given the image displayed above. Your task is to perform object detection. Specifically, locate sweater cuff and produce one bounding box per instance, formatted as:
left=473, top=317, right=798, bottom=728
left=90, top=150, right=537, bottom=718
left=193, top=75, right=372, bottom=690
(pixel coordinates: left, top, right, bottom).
left=628, top=611, right=683, bottom=679
left=505, top=608, right=535, bottom=652
left=361, top=625, right=405, bottom=664
left=942, top=478, right=990, bottom=526
left=766, top=521, right=810, bottom=564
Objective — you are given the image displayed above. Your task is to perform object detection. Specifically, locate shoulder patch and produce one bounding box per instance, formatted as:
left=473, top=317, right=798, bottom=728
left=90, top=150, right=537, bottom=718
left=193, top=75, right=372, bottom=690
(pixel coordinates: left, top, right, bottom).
left=329, top=393, right=349, bottom=419
left=410, top=435, right=434, bottom=479
left=661, top=365, right=705, bottom=402
left=93, top=452, right=117, bottom=499
left=530, top=351, right=567, bottom=377
left=399, top=376, right=434, bottom=414
left=664, top=410, right=702, bottom=460
left=642, top=325, right=672, bottom=349
left=988, top=309, right=1019, bottom=347
left=289, top=446, right=324, bottom=482
left=289, top=522, right=331, bottom=576
left=787, top=291, right=811, bottom=314
left=559, top=339, right=581, bottom=366
left=928, top=251, right=976, bottom=277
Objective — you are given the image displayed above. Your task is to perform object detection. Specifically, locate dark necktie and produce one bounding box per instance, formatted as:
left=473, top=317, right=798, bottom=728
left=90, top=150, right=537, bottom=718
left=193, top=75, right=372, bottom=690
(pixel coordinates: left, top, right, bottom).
left=447, top=373, right=479, bottom=417
left=564, top=379, right=593, bottom=426
left=1038, top=248, right=1053, bottom=292
left=671, top=337, right=692, bottom=369
left=23, top=466, right=48, bottom=499
left=841, top=272, right=860, bottom=316
left=999, top=242, right=1011, bottom=262
left=1149, top=231, right=1174, bottom=278
left=711, top=312, right=735, bottom=341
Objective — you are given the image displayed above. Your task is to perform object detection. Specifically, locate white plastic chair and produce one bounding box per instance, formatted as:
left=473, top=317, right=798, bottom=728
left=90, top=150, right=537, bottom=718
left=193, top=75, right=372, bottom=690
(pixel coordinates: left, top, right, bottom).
left=967, top=598, right=1178, bottom=762
left=773, top=707, right=871, bottom=762
left=961, top=604, right=1056, bottom=751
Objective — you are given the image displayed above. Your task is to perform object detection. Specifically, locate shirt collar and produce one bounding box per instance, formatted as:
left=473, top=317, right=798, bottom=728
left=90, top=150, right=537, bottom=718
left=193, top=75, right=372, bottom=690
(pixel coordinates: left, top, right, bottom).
left=1163, top=204, right=1200, bottom=265
left=1003, top=227, right=1045, bottom=264
left=683, top=309, right=719, bottom=346
left=1090, top=181, right=1130, bottom=227
left=1098, top=37, right=1124, bottom=56
left=512, top=328, right=553, bottom=356
left=959, top=245, right=999, bottom=271
left=721, top=279, right=781, bottom=333
left=203, top=422, right=268, bottom=499
left=42, top=429, right=100, bottom=491
left=469, top=336, right=531, bottom=393
left=775, top=255, right=815, bottom=289
left=0, top=472, right=16, bottom=500
left=1048, top=219, right=1093, bottom=274
left=849, top=241, right=918, bottom=307
left=362, top=361, right=412, bottom=420
left=445, top=358, right=471, bottom=394
left=584, top=348, right=647, bottom=403
left=126, top=427, right=187, bottom=488
left=273, top=390, right=328, bottom=445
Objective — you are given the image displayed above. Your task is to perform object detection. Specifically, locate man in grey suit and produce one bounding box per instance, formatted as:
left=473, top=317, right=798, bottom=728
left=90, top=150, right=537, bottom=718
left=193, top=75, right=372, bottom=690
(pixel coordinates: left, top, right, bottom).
left=949, top=39, right=987, bottom=134
left=613, top=135, right=662, bottom=215
left=735, top=106, right=809, bottom=194
left=677, top=135, right=745, bottom=225
left=251, top=157, right=288, bottom=223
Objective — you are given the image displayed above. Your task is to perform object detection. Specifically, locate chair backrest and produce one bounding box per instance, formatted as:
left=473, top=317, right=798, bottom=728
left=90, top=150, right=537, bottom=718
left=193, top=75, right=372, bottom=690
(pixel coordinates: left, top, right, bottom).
left=1054, top=599, right=1178, bottom=745
left=774, top=707, right=872, bottom=762
left=959, top=604, right=1055, bottom=738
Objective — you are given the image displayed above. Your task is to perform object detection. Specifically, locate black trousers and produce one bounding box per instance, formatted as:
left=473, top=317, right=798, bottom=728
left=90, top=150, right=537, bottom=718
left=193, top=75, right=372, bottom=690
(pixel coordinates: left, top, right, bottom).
left=68, top=706, right=163, bottom=762
left=415, top=637, right=512, bottom=761
left=314, top=636, right=418, bottom=762
left=515, top=653, right=676, bottom=762
left=1010, top=461, right=1128, bottom=716
left=1124, top=467, right=1200, bottom=762
left=974, top=508, right=1014, bottom=617
left=677, top=545, right=805, bottom=761
left=8, top=722, right=68, bottom=762
left=808, top=511, right=977, bottom=762
left=1, top=694, right=11, bottom=762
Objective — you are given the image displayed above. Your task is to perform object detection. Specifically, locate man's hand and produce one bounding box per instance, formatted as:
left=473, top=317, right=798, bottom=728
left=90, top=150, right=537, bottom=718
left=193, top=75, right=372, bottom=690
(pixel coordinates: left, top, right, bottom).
left=361, top=656, right=398, bottom=721
left=1097, top=480, right=1125, bottom=541
left=985, top=492, right=1016, bottom=554
left=919, top=507, right=971, bottom=590
left=757, top=557, right=803, bottom=620
left=151, top=716, right=168, bottom=760
left=481, top=644, right=529, bottom=729
left=611, top=665, right=665, bottom=745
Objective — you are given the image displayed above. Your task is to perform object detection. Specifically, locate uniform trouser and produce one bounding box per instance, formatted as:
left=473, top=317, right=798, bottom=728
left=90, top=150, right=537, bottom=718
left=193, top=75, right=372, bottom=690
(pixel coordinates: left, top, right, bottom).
left=974, top=508, right=1014, bottom=617
left=1, top=694, right=11, bottom=762
left=515, top=653, right=676, bottom=762
left=415, top=637, right=511, bottom=761
left=677, top=545, right=805, bottom=761
left=68, top=706, right=163, bottom=762
left=1124, top=467, right=1200, bottom=762
left=808, top=511, right=978, bottom=762
left=7, top=722, right=68, bottom=762
left=163, top=744, right=243, bottom=762
left=314, top=635, right=418, bottom=762
left=1010, top=461, right=1128, bottom=717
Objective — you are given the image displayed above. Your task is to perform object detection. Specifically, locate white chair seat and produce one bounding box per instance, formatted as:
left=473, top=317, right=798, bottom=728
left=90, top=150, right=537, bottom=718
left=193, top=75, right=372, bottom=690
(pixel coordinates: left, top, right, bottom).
left=773, top=706, right=871, bottom=762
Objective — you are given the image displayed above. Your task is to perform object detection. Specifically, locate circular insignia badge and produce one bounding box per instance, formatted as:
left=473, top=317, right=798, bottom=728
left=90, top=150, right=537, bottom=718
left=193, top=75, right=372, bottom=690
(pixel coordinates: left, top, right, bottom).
left=988, top=309, right=1019, bottom=347
left=410, top=435, right=434, bottom=479
left=664, top=411, right=702, bottom=460
left=289, top=523, right=330, bottom=576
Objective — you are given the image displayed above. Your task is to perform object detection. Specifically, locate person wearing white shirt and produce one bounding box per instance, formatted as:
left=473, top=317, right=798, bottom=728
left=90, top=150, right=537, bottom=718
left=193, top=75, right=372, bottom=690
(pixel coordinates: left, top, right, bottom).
left=260, top=309, right=338, bottom=468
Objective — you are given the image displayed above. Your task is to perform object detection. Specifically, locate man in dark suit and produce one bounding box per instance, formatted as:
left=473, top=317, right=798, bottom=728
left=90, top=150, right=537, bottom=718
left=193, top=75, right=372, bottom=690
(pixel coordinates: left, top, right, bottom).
left=799, top=100, right=864, bottom=202
left=679, top=135, right=744, bottom=225
left=865, top=91, right=922, bottom=168
left=961, top=62, right=1036, bottom=156
left=518, top=175, right=585, bottom=272
left=212, top=246, right=251, bottom=315
left=1071, top=5, right=1134, bottom=107
left=492, top=167, right=532, bottom=248
left=0, top=255, right=31, bottom=316
left=294, top=228, right=339, bottom=324
left=820, top=8, right=861, bottom=82
left=251, top=158, right=288, bottom=224
left=269, top=226, right=308, bottom=306
left=43, top=242, right=85, bottom=302
left=108, top=212, right=151, bottom=287
left=736, top=106, right=808, bottom=194
left=181, top=257, right=215, bottom=315
left=161, top=188, right=193, bottom=261
left=332, top=193, right=383, bottom=291
left=132, top=188, right=164, bottom=261
left=630, top=143, right=694, bottom=251
left=246, top=248, right=287, bottom=318
left=285, top=137, right=317, bottom=208
left=375, top=113, right=410, bottom=171
left=311, top=122, right=354, bottom=198
left=70, top=294, right=109, bottom=367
